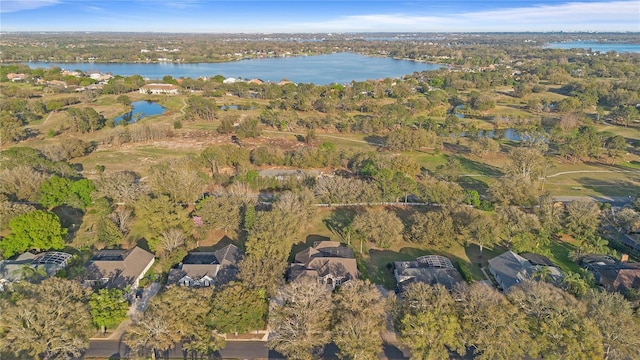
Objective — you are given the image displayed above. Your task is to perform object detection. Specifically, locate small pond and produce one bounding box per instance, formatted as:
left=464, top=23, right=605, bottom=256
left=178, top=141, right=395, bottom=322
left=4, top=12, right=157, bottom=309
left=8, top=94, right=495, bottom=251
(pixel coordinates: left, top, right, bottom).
left=114, top=101, right=166, bottom=124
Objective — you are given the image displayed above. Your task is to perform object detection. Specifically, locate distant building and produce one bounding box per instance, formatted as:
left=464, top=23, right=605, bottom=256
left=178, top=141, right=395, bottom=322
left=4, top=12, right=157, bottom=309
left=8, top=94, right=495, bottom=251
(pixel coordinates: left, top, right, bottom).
left=289, top=241, right=358, bottom=289
left=83, top=246, right=155, bottom=289
left=139, top=83, right=180, bottom=95
left=394, top=255, right=464, bottom=292
left=6, top=73, right=26, bottom=82
left=0, top=251, right=72, bottom=291
left=167, top=244, right=243, bottom=287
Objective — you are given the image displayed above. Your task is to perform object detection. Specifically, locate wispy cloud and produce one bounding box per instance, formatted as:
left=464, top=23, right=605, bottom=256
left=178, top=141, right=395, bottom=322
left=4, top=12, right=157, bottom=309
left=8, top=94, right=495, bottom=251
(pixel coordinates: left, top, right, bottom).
left=1, top=0, right=60, bottom=13
left=288, top=1, right=639, bottom=32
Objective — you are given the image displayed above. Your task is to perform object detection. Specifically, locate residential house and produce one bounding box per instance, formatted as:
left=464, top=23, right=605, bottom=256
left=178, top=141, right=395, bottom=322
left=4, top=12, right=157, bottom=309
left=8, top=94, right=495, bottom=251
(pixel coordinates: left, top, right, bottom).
left=168, top=244, right=242, bottom=287
left=289, top=241, right=358, bottom=289
left=0, top=251, right=72, bottom=291
left=488, top=251, right=563, bottom=291
left=581, top=254, right=640, bottom=295
left=394, top=255, right=464, bottom=292
left=84, top=246, right=155, bottom=289
left=139, top=83, right=180, bottom=95
left=6, top=73, right=26, bottom=82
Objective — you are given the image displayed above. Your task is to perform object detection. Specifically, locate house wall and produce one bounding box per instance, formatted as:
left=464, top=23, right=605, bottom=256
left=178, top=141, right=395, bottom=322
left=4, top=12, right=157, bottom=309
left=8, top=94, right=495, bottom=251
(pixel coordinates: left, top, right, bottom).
left=133, top=258, right=155, bottom=288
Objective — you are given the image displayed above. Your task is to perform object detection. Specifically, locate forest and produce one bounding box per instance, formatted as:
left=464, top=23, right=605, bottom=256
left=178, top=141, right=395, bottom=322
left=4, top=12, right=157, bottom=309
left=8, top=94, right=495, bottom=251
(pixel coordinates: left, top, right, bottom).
left=1, top=33, right=640, bottom=359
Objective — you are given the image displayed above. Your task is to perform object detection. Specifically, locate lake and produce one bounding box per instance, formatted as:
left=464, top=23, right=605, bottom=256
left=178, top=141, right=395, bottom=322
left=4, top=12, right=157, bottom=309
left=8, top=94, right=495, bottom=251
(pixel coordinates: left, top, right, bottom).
left=114, top=101, right=165, bottom=124
left=27, top=53, right=443, bottom=85
left=545, top=42, right=640, bottom=53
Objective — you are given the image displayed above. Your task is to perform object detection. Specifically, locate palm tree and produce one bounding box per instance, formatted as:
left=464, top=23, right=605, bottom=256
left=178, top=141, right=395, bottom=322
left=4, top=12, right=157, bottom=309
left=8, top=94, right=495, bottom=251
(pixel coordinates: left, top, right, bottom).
left=532, top=266, right=552, bottom=283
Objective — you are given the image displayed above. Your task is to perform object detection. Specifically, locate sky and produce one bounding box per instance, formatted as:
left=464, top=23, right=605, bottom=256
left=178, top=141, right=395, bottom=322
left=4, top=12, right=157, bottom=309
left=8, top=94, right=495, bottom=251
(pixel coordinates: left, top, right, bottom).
left=1, top=0, right=639, bottom=33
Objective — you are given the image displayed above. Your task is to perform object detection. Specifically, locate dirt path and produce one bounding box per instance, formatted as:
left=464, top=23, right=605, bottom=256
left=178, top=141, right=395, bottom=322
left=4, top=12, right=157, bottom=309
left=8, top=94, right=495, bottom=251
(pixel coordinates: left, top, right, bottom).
left=42, top=112, right=54, bottom=125
left=173, top=97, right=187, bottom=121
left=546, top=169, right=640, bottom=178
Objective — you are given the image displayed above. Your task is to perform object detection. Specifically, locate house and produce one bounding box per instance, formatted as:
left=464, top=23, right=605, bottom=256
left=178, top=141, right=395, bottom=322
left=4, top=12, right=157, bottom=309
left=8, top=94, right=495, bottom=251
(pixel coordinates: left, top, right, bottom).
left=84, top=246, right=155, bottom=289
left=139, top=83, right=180, bottom=95
left=289, top=241, right=357, bottom=289
left=167, top=244, right=242, bottom=287
left=581, top=255, right=640, bottom=295
left=394, top=255, right=464, bottom=292
left=0, top=251, right=72, bottom=291
left=6, top=73, right=26, bottom=82
left=258, top=169, right=321, bottom=181
left=488, top=251, right=563, bottom=291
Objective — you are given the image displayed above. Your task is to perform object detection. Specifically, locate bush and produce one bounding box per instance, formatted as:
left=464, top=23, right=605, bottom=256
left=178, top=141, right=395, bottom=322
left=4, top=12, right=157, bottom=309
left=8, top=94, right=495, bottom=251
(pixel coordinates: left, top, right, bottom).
left=456, top=260, right=474, bottom=283
left=173, top=120, right=182, bottom=129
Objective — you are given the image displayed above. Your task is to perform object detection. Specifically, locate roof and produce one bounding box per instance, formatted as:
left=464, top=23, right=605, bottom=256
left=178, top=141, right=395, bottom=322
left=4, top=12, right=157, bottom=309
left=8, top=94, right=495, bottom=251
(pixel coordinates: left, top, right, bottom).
left=290, top=241, right=357, bottom=282
left=520, top=253, right=556, bottom=267
left=586, top=260, right=640, bottom=293
left=85, top=247, right=154, bottom=289
left=214, top=244, right=242, bottom=267
left=0, top=251, right=71, bottom=285
left=140, top=83, right=179, bottom=90
left=394, top=255, right=463, bottom=291
left=488, top=251, right=536, bottom=291
left=169, top=245, right=243, bottom=286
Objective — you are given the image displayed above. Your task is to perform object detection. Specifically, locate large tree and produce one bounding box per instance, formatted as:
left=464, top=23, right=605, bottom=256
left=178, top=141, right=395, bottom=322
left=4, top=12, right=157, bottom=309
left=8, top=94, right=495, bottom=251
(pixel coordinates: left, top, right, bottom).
left=395, top=283, right=463, bottom=360
left=351, top=208, right=404, bottom=249
left=268, top=279, right=333, bottom=360
left=585, top=290, right=640, bottom=360
left=209, top=282, right=267, bottom=335
left=0, top=210, right=67, bottom=258
left=458, top=283, right=529, bottom=360
left=0, top=278, right=92, bottom=359
left=147, top=157, right=207, bottom=204
left=89, top=288, right=129, bottom=334
left=507, top=280, right=604, bottom=359
left=332, top=279, right=386, bottom=360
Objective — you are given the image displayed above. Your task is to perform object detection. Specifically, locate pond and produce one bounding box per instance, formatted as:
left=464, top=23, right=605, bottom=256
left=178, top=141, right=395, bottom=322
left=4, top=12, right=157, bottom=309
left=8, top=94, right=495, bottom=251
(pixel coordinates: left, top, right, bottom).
left=114, top=101, right=166, bottom=124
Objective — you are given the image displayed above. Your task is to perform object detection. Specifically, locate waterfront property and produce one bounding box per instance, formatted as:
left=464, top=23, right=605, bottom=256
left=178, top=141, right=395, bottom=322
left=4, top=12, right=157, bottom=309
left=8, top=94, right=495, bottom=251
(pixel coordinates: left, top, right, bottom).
left=139, top=83, right=180, bottom=95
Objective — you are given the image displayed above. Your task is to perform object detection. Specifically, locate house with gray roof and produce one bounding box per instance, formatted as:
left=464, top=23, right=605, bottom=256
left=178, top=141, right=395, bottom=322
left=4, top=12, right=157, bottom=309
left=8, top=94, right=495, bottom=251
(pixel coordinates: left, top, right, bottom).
left=289, top=241, right=358, bottom=289
left=168, top=244, right=242, bottom=287
left=84, top=246, right=155, bottom=289
left=488, top=251, right=563, bottom=291
left=0, top=251, right=72, bottom=291
left=580, top=255, right=640, bottom=296
left=394, top=255, right=464, bottom=292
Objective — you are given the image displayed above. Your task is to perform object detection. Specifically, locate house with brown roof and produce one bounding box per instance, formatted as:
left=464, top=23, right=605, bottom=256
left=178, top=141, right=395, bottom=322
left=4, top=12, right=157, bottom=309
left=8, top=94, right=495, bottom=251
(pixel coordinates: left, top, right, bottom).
left=394, top=255, right=464, bottom=292
left=581, top=255, right=640, bottom=296
left=6, top=73, right=26, bottom=82
left=167, top=244, right=242, bottom=287
left=139, top=83, right=180, bottom=95
left=84, top=246, right=155, bottom=289
left=289, top=241, right=357, bottom=289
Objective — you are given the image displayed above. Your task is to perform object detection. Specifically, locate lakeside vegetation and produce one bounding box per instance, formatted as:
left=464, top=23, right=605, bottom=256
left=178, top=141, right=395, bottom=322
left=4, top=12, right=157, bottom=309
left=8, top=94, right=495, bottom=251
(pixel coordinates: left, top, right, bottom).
left=1, top=32, right=640, bottom=359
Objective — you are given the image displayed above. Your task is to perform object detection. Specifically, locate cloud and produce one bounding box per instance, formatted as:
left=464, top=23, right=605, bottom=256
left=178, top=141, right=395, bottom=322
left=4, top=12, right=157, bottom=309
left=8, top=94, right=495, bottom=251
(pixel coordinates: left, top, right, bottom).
left=289, top=1, right=640, bottom=32
left=0, top=0, right=59, bottom=13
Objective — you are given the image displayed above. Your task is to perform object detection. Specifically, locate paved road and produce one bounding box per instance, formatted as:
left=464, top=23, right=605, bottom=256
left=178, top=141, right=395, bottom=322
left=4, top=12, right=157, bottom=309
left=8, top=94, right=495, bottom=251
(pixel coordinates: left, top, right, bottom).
left=552, top=195, right=633, bottom=207
left=85, top=340, right=269, bottom=359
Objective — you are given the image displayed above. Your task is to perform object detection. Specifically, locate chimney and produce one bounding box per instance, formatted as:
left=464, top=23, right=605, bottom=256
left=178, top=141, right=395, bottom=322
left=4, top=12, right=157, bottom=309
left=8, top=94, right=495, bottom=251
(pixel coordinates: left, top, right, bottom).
left=620, top=254, right=629, bottom=263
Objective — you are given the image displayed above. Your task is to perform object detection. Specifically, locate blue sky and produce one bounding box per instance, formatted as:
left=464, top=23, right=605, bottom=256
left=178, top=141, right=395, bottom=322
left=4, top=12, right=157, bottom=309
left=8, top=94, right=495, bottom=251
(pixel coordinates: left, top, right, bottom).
left=1, top=0, right=638, bottom=32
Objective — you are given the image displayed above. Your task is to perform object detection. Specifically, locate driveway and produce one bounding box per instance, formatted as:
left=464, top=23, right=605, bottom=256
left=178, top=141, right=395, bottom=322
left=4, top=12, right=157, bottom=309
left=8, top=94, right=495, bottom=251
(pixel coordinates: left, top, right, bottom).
left=128, top=282, right=161, bottom=316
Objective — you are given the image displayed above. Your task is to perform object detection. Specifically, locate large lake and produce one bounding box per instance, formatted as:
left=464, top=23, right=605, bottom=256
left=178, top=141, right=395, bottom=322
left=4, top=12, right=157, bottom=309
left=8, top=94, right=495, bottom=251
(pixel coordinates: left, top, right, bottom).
left=27, top=53, right=442, bottom=85
left=545, top=42, right=640, bottom=53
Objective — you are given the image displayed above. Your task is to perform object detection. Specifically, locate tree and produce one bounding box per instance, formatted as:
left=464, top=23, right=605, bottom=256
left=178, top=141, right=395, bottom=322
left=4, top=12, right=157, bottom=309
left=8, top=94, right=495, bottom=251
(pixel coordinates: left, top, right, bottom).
left=0, top=210, right=66, bottom=258
left=332, top=280, right=386, bottom=360
left=0, top=194, right=34, bottom=231
left=67, top=107, right=106, bottom=133
left=126, top=287, right=225, bottom=359
left=97, top=218, right=124, bottom=247
left=565, top=200, right=600, bottom=238
left=469, top=137, right=500, bottom=157
left=585, top=290, right=640, bottom=360
left=196, top=195, right=245, bottom=236
left=269, top=279, right=333, bottom=360
left=395, top=283, right=463, bottom=360
left=351, top=208, right=404, bottom=249
left=89, top=288, right=129, bottom=334
left=507, top=146, right=545, bottom=182
left=158, top=228, right=187, bottom=255
left=406, top=209, right=457, bottom=249
left=0, top=278, right=92, bottom=359
left=496, top=206, right=542, bottom=252
left=134, top=195, right=192, bottom=253
left=148, top=157, right=206, bottom=204
left=39, top=175, right=94, bottom=209
left=562, top=271, right=591, bottom=298
left=605, top=135, right=626, bottom=165
left=209, top=282, right=267, bottom=335
left=457, top=283, right=529, bottom=360
left=489, top=175, right=538, bottom=207
left=94, top=171, right=147, bottom=204
left=0, top=165, right=47, bottom=202
left=507, top=280, right=604, bottom=359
